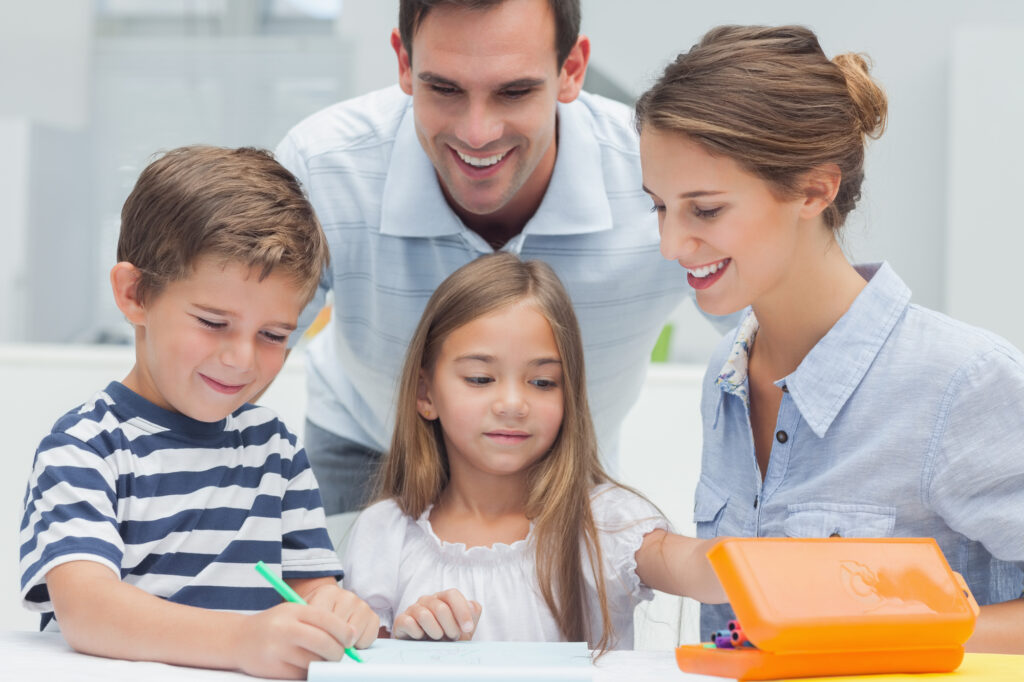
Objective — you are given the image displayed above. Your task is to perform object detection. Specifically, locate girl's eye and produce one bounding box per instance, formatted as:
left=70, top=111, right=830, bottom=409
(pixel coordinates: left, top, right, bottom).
left=531, top=378, right=558, bottom=390
left=261, top=331, right=288, bottom=344
left=196, top=317, right=225, bottom=329
left=465, top=376, right=493, bottom=386
left=694, top=206, right=722, bottom=219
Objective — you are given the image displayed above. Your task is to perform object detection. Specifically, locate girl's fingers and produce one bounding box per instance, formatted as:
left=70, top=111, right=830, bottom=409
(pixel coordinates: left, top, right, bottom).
left=436, top=589, right=478, bottom=638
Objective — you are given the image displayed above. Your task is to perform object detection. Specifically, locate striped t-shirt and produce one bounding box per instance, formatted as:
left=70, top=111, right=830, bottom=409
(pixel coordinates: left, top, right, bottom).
left=19, top=381, right=342, bottom=629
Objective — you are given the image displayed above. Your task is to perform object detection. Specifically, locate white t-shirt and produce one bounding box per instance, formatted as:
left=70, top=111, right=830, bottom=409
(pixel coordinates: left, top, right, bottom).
left=342, top=484, right=667, bottom=649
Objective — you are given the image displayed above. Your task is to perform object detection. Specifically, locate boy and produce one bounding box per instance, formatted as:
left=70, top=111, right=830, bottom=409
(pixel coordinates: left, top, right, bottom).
left=18, top=146, right=378, bottom=679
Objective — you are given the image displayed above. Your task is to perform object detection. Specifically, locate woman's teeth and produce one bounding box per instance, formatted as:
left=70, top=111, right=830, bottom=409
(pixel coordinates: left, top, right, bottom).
left=687, top=260, right=728, bottom=278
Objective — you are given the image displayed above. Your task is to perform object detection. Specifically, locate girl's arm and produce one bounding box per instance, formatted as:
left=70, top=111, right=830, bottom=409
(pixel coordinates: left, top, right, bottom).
left=967, top=600, right=1024, bottom=654
left=48, top=560, right=366, bottom=679
left=634, top=529, right=727, bottom=604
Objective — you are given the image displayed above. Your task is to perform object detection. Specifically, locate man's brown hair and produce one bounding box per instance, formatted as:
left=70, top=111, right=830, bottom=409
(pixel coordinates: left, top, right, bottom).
left=117, top=145, right=328, bottom=304
left=398, top=0, right=580, bottom=68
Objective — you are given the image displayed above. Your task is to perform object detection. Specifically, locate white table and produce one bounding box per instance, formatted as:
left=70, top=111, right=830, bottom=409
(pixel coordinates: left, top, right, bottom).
left=0, top=631, right=725, bottom=682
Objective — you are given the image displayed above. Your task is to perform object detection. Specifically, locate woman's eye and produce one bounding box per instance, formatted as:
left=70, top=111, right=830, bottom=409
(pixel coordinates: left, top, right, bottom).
left=196, top=317, right=225, bottom=329
left=649, top=203, right=665, bottom=214
left=694, top=206, right=722, bottom=219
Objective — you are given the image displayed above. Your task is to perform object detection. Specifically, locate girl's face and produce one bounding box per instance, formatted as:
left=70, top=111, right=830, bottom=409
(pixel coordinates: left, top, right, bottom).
left=640, top=128, right=810, bottom=316
left=418, top=299, right=565, bottom=482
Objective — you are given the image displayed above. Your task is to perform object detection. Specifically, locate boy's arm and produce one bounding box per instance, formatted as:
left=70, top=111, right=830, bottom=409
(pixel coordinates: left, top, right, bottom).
left=48, top=560, right=359, bottom=680
left=634, top=529, right=727, bottom=604
left=967, top=600, right=1024, bottom=654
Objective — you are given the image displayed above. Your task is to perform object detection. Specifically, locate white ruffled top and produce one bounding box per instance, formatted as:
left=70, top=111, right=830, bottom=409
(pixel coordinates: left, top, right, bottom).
left=342, top=483, right=667, bottom=649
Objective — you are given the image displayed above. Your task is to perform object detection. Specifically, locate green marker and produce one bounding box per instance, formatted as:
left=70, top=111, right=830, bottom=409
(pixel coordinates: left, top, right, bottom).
left=254, top=560, right=363, bottom=663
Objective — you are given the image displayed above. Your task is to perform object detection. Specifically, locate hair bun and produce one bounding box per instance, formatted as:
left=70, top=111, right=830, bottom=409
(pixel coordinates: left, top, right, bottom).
left=832, top=52, right=888, bottom=140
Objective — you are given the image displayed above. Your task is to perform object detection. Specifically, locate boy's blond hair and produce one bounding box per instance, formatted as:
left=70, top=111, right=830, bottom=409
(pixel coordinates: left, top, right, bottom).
left=117, top=145, right=328, bottom=304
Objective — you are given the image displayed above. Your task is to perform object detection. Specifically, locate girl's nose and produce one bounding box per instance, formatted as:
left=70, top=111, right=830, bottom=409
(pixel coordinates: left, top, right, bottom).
left=493, top=388, right=528, bottom=418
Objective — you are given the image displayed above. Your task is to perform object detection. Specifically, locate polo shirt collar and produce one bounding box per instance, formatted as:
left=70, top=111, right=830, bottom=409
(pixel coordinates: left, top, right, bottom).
left=379, top=96, right=612, bottom=238
left=713, top=262, right=911, bottom=437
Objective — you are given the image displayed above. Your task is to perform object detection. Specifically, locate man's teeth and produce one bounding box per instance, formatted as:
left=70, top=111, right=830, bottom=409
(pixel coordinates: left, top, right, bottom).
left=457, top=149, right=508, bottom=167
left=687, top=260, right=728, bottom=278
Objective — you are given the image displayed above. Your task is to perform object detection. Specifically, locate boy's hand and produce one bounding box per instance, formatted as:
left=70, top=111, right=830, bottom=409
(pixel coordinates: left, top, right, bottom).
left=303, top=582, right=379, bottom=649
left=232, top=602, right=356, bottom=679
left=393, top=589, right=482, bottom=641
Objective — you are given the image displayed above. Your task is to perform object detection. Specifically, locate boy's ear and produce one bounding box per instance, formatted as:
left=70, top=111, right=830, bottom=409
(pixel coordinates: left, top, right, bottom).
left=799, top=164, right=842, bottom=220
left=110, top=262, right=147, bottom=325
left=416, top=368, right=437, bottom=420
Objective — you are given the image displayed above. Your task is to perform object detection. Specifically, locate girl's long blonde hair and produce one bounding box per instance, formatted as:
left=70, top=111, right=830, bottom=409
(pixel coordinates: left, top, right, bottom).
left=375, top=253, right=616, bottom=650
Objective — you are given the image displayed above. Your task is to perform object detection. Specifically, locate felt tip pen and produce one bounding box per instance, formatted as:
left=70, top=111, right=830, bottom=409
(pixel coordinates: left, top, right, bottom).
left=254, top=560, right=363, bottom=663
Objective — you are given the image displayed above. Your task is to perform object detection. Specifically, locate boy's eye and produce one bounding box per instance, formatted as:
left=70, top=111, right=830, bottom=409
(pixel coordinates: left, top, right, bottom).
left=261, top=330, right=288, bottom=344
left=196, top=317, right=225, bottom=329
left=465, top=376, right=493, bottom=386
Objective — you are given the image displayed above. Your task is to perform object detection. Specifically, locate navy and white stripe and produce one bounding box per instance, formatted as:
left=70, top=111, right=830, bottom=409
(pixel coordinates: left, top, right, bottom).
left=20, top=381, right=341, bottom=629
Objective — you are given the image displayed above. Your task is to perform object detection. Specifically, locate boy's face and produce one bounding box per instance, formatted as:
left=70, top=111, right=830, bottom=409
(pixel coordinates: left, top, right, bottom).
left=121, top=256, right=306, bottom=422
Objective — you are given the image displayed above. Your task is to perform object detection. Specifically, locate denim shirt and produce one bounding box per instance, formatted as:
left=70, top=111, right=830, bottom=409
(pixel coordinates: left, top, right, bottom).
left=697, top=262, right=1024, bottom=636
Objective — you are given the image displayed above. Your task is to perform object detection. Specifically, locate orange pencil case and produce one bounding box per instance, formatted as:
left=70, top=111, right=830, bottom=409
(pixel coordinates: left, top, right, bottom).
left=675, top=537, right=980, bottom=680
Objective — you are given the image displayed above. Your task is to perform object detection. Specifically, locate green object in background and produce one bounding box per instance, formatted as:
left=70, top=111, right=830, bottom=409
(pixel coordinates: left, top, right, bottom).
left=650, top=323, right=673, bottom=363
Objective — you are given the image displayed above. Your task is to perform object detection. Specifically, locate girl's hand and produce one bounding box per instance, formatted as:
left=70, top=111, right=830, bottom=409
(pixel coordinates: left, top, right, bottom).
left=303, top=581, right=380, bottom=649
left=393, top=589, right=482, bottom=641
left=231, top=602, right=356, bottom=679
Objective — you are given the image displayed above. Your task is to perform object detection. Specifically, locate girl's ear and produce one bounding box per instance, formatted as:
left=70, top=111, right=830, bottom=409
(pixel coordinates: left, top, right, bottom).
left=799, top=164, right=841, bottom=220
left=110, top=262, right=147, bottom=325
left=416, top=368, right=437, bottom=420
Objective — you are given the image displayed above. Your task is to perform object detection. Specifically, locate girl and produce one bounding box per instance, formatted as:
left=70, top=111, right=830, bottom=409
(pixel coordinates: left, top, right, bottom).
left=635, top=25, right=1024, bottom=653
left=342, top=253, right=725, bottom=651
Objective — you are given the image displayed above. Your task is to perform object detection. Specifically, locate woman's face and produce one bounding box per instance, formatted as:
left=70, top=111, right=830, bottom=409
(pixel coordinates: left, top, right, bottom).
left=640, top=129, right=811, bottom=316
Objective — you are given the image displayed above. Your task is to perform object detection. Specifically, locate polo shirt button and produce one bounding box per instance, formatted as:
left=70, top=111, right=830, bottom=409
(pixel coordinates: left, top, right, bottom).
left=775, top=430, right=788, bottom=444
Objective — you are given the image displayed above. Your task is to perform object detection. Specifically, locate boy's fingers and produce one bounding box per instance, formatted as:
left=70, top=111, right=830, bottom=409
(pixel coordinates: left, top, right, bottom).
left=298, top=606, right=358, bottom=650
left=353, top=609, right=380, bottom=649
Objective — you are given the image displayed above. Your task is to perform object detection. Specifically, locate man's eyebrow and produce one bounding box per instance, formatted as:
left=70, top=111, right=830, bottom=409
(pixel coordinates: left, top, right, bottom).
left=417, top=73, right=546, bottom=91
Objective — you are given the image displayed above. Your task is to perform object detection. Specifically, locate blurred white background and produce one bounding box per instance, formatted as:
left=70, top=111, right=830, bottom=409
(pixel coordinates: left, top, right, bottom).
left=1, top=0, right=1023, bottom=644
left=1, top=0, right=1023, bottom=358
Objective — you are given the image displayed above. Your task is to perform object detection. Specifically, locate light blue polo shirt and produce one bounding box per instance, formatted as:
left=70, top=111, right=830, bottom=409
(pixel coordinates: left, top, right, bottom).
left=276, top=85, right=701, bottom=469
left=697, top=262, right=1024, bottom=635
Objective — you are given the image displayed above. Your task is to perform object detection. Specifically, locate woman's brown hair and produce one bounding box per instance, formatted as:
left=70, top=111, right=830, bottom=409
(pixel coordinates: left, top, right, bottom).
left=635, top=25, right=888, bottom=230
left=375, top=253, right=617, bottom=650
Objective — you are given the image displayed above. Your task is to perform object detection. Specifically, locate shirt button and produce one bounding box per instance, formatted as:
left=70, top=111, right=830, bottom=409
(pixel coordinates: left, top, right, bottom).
left=753, top=496, right=759, bottom=509
left=781, top=385, right=789, bottom=393
left=775, top=430, right=788, bottom=444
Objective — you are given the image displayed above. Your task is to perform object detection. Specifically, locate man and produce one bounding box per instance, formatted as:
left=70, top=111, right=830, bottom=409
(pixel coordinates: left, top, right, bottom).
left=276, top=0, right=724, bottom=515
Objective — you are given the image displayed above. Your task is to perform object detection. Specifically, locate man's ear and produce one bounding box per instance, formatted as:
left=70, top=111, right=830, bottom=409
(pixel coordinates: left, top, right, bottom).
left=391, top=28, right=414, bottom=96
left=799, top=164, right=842, bottom=220
left=110, top=262, right=147, bottom=325
left=557, top=35, right=590, bottom=104
left=416, top=368, right=437, bottom=420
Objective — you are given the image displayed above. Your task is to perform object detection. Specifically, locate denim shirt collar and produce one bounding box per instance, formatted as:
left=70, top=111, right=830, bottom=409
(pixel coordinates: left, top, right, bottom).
left=379, top=96, right=613, bottom=240
left=714, top=262, right=911, bottom=437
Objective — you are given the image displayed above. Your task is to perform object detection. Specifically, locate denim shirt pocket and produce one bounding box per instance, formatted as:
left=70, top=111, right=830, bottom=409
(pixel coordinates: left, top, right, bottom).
left=784, top=502, right=896, bottom=538
left=693, top=476, right=730, bottom=538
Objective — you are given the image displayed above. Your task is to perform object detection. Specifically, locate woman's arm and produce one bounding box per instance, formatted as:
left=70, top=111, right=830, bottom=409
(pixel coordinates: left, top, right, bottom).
left=48, top=560, right=361, bottom=679
left=634, top=529, right=727, bottom=603
left=967, top=599, right=1024, bottom=654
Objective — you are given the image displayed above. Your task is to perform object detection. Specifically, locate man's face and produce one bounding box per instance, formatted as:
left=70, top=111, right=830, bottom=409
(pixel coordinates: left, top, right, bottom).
left=393, top=0, right=587, bottom=221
